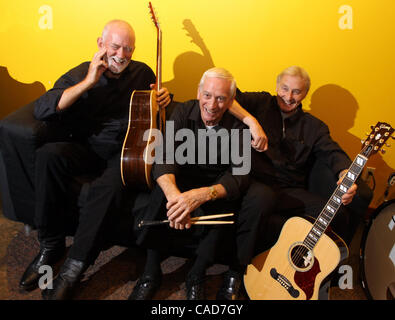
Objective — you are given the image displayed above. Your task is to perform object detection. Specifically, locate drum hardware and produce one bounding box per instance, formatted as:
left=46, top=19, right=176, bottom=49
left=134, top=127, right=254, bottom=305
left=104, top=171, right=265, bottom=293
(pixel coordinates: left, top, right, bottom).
left=384, top=172, right=395, bottom=201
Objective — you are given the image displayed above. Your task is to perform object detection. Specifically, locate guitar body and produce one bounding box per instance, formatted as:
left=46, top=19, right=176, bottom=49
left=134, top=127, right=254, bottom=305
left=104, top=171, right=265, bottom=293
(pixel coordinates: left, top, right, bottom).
left=244, top=217, right=341, bottom=300
left=121, top=90, right=159, bottom=190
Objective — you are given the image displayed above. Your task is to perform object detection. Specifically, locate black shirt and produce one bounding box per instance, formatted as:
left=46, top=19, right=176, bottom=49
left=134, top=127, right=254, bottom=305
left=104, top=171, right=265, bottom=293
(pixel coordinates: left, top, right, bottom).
left=236, top=90, right=351, bottom=188
left=34, top=60, right=156, bottom=159
left=152, top=100, right=250, bottom=200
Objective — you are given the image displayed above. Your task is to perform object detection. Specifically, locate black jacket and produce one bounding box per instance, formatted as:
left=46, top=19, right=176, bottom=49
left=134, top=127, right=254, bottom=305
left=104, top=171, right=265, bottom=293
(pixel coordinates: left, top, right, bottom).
left=236, top=90, right=351, bottom=188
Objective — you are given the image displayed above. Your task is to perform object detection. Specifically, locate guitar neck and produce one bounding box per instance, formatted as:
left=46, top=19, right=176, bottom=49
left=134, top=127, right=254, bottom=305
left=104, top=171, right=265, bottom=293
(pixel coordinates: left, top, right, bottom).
left=303, top=122, right=394, bottom=249
left=303, top=152, right=369, bottom=250
left=155, top=29, right=162, bottom=91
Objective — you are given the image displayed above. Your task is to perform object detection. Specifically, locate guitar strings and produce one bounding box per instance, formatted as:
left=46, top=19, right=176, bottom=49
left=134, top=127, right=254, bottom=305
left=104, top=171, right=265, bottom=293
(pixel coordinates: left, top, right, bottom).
left=290, top=142, right=372, bottom=269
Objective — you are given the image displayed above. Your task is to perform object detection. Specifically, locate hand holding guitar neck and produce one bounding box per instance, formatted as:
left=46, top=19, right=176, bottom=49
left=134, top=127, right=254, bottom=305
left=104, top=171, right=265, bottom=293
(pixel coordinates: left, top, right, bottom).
left=150, top=83, right=171, bottom=108
left=337, top=169, right=357, bottom=205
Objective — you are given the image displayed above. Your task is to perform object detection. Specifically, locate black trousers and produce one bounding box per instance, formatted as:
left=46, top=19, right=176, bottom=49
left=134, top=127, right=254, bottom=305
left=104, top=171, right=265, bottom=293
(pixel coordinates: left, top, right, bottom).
left=231, top=180, right=276, bottom=266
left=34, top=141, right=126, bottom=264
left=137, top=179, right=276, bottom=267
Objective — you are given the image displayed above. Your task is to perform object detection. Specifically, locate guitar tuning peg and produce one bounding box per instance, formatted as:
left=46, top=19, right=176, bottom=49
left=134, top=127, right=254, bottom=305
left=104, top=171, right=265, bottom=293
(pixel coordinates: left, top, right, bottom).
left=361, top=139, right=365, bottom=144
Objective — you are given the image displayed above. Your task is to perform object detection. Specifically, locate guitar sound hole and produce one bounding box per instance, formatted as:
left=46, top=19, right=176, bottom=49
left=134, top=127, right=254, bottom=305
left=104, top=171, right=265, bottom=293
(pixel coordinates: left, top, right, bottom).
left=290, top=244, right=313, bottom=271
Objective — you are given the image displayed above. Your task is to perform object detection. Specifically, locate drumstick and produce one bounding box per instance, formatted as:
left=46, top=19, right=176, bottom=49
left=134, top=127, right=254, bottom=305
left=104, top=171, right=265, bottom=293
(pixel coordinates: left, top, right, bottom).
left=138, top=220, right=234, bottom=227
left=191, top=213, right=234, bottom=221
left=191, top=220, right=234, bottom=225
left=138, top=213, right=234, bottom=228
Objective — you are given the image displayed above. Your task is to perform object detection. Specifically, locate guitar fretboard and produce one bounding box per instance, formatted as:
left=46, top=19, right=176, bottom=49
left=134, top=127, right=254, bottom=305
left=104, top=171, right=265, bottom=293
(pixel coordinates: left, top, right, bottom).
left=303, top=153, right=368, bottom=250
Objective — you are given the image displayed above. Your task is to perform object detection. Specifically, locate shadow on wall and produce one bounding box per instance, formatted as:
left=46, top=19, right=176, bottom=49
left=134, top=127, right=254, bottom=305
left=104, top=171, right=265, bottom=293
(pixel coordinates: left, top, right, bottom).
left=163, top=19, right=215, bottom=102
left=0, top=66, right=45, bottom=213
left=309, top=84, right=394, bottom=207
left=0, top=66, right=46, bottom=119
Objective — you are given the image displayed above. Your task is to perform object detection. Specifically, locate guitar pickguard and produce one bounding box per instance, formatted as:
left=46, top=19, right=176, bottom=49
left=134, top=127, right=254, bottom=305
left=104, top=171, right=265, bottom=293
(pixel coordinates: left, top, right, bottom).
left=294, top=257, right=321, bottom=300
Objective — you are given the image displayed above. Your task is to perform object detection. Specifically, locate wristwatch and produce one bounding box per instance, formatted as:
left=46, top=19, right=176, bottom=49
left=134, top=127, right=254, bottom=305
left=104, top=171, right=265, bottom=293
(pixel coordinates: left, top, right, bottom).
left=209, top=186, right=218, bottom=201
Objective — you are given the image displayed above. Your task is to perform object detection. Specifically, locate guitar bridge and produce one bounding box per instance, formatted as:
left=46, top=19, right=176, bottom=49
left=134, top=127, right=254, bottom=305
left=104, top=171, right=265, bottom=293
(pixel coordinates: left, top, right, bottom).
left=270, top=268, right=300, bottom=298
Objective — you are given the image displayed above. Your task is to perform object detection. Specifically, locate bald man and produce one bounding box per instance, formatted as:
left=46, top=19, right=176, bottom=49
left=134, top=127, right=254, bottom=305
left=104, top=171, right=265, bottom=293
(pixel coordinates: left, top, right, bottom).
left=18, top=20, right=171, bottom=300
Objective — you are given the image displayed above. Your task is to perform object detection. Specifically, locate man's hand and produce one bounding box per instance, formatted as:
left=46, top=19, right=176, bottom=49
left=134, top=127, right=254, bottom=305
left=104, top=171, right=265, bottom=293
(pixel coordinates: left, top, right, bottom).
left=151, top=84, right=171, bottom=108
left=337, top=169, right=357, bottom=205
left=166, top=188, right=210, bottom=230
left=228, top=100, right=268, bottom=152
left=56, top=48, right=108, bottom=112
left=248, top=119, right=268, bottom=152
left=85, top=48, right=108, bottom=88
left=156, top=174, right=226, bottom=230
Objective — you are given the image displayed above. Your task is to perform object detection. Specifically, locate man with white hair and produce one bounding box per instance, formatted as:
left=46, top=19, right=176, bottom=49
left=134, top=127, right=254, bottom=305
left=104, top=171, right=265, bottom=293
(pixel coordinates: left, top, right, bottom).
left=230, top=65, right=372, bottom=249
left=18, top=19, right=171, bottom=300
left=129, top=67, right=275, bottom=300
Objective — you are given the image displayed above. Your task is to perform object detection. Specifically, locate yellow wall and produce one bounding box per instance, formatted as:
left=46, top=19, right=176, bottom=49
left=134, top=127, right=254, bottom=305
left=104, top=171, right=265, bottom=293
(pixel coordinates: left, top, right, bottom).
left=1, top=0, right=394, bottom=206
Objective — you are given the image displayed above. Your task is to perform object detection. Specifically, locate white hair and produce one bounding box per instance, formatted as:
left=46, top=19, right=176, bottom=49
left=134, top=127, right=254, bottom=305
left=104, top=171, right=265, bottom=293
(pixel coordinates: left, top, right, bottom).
left=277, top=66, right=311, bottom=92
left=199, top=67, right=236, bottom=98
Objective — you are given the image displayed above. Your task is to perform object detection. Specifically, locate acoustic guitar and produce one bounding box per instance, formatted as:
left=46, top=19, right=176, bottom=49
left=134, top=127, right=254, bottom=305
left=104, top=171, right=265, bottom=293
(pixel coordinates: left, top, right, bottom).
left=120, top=2, right=165, bottom=190
left=244, top=122, right=394, bottom=300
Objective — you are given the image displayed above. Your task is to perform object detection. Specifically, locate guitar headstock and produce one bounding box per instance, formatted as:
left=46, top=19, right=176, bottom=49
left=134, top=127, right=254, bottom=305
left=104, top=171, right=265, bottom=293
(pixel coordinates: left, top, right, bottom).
left=361, top=122, right=394, bottom=157
left=148, top=2, right=161, bottom=31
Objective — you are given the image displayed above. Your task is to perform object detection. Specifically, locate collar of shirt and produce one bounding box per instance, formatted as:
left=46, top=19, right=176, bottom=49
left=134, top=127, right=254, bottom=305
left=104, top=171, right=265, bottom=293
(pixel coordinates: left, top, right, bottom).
left=273, top=96, right=304, bottom=125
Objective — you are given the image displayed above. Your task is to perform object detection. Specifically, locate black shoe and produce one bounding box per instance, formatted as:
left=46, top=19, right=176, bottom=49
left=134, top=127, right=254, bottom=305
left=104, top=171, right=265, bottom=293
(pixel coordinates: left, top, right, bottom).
left=128, top=274, right=162, bottom=300
left=216, top=271, right=242, bottom=300
left=19, top=245, right=66, bottom=291
left=186, top=275, right=206, bottom=300
left=41, top=258, right=87, bottom=300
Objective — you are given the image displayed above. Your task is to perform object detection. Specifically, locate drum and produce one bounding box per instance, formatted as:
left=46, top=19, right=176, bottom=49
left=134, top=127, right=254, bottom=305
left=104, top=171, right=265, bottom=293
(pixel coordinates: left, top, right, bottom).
left=360, top=199, right=395, bottom=300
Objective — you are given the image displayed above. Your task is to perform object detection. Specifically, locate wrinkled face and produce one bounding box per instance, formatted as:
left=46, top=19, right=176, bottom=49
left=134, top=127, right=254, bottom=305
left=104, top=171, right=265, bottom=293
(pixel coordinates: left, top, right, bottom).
left=198, top=77, right=233, bottom=126
left=276, top=74, right=308, bottom=114
left=98, top=25, right=135, bottom=74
